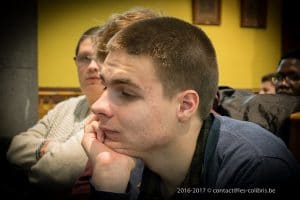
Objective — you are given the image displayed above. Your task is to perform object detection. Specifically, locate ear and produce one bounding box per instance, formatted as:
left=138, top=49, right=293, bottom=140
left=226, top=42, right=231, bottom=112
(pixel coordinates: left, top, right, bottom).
left=176, top=90, right=199, bottom=122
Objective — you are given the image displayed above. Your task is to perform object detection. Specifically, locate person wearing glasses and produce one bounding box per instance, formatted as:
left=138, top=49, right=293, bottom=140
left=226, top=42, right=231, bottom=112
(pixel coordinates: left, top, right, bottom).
left=273, top=50, right=300, bottom=96
left=6, top=26, right=102, bottom=198
left=6, top=8, right=159, bottom=198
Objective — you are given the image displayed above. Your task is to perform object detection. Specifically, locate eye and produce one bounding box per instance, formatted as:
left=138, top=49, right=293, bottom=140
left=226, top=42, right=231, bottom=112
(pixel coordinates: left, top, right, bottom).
left=288, top=74, right=300, bottom=81
left=121, top=90, right=133, bottom=97
left=116, top=87, right=136, bottom=99
left=82, top=56, right=91, bottom=62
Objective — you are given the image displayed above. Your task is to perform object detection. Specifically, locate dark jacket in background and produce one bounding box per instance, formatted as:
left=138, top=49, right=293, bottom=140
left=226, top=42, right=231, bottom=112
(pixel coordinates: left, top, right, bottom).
left=216, top=87, right=300, bottom=145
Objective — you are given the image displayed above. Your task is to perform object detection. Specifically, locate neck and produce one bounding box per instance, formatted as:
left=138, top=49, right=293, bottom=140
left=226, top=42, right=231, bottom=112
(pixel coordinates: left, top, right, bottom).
left=145, top=118, right=202, bottom=197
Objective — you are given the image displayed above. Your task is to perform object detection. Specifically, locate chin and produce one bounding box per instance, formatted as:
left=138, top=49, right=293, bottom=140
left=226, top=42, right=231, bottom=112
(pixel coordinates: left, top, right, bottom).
left=105, top=141, right=138, bottom=156
left=85, top=83, right=102, bottom=88
left=115, top=149, right=133, bottom=156
left=277, top=91, right=293, bottom=95
left=84, top=86, right=104, bottom=94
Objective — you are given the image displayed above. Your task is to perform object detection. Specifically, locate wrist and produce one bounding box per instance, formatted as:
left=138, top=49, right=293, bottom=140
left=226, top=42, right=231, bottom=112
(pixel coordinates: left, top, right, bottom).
left=90, top=175, right=128, bottom=193
left=35, top=140, right=50, bottom=160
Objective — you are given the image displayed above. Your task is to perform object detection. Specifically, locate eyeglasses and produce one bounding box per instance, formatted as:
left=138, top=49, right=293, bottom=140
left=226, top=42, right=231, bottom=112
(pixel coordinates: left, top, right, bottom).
left=272, top=73, right=300, bottom=83
left=73, top=55, right=98, bottom=67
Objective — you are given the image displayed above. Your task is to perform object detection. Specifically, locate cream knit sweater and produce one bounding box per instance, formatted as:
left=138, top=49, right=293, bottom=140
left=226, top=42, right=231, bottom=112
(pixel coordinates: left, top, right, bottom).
left=7, top=95, right=90, bottom=190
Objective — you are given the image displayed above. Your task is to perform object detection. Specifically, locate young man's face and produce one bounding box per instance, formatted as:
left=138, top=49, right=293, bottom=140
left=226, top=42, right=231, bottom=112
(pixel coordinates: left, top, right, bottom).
left=91, top=49, right=179, bottom=158
left=275, top=58, right=300, bottom=96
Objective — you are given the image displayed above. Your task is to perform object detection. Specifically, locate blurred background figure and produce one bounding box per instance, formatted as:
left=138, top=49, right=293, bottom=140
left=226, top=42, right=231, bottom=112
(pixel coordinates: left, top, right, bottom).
left=6, top=26, right=102, bottom=199
left=259, top=73, right=276, bottom=94
left=273, top=49, right=300, bottom=96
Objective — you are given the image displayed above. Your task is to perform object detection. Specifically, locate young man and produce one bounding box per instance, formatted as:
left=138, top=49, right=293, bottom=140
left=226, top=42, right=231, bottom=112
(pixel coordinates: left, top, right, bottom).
left=273, top=50, right=300, bottom=96
left=82, top=17, right=300, bottom=199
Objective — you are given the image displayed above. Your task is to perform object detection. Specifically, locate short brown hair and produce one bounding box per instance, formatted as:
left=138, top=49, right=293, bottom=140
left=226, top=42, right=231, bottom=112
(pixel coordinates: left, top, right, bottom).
left=108, top=17, right=219, bottom=119
left=96, top=7, right=161, bottom=62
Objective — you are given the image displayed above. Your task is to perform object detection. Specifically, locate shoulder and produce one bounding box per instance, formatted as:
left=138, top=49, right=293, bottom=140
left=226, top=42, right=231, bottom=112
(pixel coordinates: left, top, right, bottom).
left=205, top=115, right=300, bottom=188
left=41, top=95, right=89, bottom=120
left=212, top=115, right=299, bottom=176
left=214, top=115, right=290, bottom=158
left=47, top=95, right=87, bottom=112
left=54, top=95, right=87, bottom=108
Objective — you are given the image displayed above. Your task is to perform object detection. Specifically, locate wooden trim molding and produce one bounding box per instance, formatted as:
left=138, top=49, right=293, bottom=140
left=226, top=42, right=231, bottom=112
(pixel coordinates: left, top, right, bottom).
left=38, top=87, right=82, bottom=118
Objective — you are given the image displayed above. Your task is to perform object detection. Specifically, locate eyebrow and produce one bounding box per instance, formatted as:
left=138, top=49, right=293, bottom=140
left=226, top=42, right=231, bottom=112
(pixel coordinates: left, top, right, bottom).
left=100, top=74, right=142, bottom=90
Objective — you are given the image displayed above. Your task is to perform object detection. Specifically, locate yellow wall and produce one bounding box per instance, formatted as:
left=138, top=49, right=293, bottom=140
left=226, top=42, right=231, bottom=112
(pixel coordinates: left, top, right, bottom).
left=38, top=0, right=281, bottom=89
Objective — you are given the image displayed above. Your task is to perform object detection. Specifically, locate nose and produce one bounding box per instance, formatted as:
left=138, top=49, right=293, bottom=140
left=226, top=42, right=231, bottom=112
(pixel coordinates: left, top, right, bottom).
left=87, top=59, right=100, bottom=72
left=91, top=89, right=113, bottom=122
left=279, top=78, right=290, bottom=86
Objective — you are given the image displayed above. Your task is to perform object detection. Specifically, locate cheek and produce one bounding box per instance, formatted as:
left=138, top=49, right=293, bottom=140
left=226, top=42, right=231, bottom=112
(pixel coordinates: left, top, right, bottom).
left=293, top=82, right=300, bottom=93
left=293, top=82, right=300, bottom=88
left=121, top=102, right=174, bottom=148
left=77, top=68, right=85, bottom=84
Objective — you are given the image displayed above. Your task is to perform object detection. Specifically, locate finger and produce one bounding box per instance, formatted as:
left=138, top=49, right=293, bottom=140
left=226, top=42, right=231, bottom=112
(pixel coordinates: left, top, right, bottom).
left=84, top=120, right=99, bottom=139
left=96, top=126, right=104, bottom=142
left=86, top=113, right=99, bottom=124
left=82, top=120, right=99, bottom=155
left=86, top=114, right=104, bottom=142
left=82, top=120, right=110, bottom=161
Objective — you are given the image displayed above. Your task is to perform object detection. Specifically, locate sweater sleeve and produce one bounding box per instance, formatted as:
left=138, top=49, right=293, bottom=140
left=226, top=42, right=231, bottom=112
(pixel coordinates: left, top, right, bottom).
left=6, top=110, right=55, bottom=170
left=28, top=130, right=88, bottom=189
left=6, top=96, right=88, bottom=184
left=6, top=96, right=90, bottom=190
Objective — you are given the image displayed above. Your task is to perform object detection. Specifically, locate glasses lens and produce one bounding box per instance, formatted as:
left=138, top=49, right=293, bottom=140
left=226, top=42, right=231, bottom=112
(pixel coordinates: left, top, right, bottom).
left=273, top=73, right=300, bottom=83
left=287, top=74, right=300, bottom=82
left=74, top=55, right=92, bottom=67
left=273, top=73, right=283, bottom=83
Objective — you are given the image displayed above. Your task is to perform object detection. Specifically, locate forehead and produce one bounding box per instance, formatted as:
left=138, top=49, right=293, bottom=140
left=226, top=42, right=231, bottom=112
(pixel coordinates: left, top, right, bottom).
left=262, top=81, right=273, bottom=87
left=278, top=58, right=300, bottom=73
left=101, top=49, right=159, bottom=86
left=78, top=38, right=94, bottom=52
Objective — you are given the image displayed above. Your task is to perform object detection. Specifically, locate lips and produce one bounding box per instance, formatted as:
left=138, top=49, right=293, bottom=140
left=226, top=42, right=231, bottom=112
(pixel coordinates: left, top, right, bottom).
left=276, top=87, right=293, bottom=95
left=85, top=76, right=100, bottom=85
left=100, top=127, right=119, bottom=139
left=86, top=76, right=99, bottom=80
